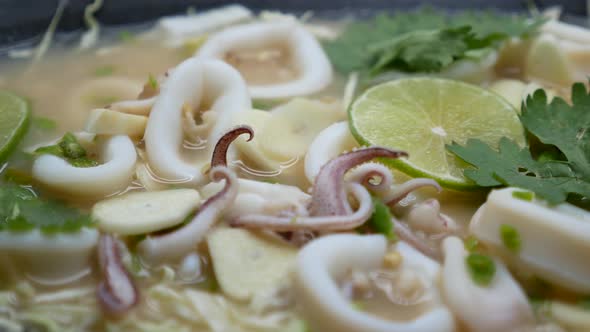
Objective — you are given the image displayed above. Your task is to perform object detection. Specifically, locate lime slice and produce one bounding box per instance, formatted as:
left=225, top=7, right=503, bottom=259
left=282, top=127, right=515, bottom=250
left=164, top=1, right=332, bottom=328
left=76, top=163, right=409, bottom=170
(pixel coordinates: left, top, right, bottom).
left=349, top=78, right=525, bottom=190
left=0, top=90, right=31, bottom=162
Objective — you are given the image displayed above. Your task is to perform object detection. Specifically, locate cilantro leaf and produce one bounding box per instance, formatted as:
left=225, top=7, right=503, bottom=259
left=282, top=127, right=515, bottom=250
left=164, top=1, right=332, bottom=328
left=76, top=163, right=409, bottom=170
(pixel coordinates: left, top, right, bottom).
left=521, top=85, right=590, bottom=180
left=324, top=7, right=545, bottom=75
left=448, top=137, right=590, bottom=204
left=0, top=184, right=93, bottom=233
left=370, top=27, right=472, bottom=73
left=447, top=83, right=590, bottom=205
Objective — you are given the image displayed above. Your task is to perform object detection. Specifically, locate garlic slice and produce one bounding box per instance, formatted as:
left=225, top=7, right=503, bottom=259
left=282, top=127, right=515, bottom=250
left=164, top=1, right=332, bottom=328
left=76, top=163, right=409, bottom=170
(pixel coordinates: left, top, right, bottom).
left=294, top=234, right=455, bottom=332
left=207, top=228, right=297, bottom=301
left=32, top=135, right=137, bottom=198
left=85, top=108, right=148, bottom=137
left=93, top=189, right=201, bottom=235
left=144, top=58, right=250, bottom=185
left=441, top=236, right=534, bottom=332
left=470, top=187, right=590, bottom=293
left=196, top=21, right=333, bottom=99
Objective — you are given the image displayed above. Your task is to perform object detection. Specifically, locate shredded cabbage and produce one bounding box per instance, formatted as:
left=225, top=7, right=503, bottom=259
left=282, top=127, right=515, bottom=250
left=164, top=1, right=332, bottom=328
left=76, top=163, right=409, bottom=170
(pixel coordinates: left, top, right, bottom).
left=33, top=0, right=68, bottom=62
left=79, top=0, right=104, bottom=49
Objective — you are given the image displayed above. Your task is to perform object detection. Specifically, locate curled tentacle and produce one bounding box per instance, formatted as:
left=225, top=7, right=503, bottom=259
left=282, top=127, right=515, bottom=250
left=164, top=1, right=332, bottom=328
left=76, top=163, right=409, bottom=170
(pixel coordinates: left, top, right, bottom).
left=407, top=199, right=458, bottom=234
left=232, top=182, right=373, bottom=231
left=144, top=58, right=250, bottom=185
left=384, top=178, right=442, bottom=206
left=346, top=162, right=394, bottom=196
left=138, top=166, right=239, bottom=262
left=97, top=234, right=139, bottom=317
left=211, top=125, right=254, bottom=168
left=392, top=219, right=442, bottom=261
left=310, top=147, right=407, bottom=217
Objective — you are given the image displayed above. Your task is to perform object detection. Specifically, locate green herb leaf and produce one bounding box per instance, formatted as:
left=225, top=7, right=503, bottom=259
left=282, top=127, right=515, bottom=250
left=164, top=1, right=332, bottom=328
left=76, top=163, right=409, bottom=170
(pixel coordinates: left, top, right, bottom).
left=500, top=224, right=521, bottom=253
left=147, top=74, right=158, bottom=90
left=369, top=27, right=472, bottom=73
left=94, top=65, right=116, bottom=77
left=324, top=7, right=545, bottom=75
left=34, top=133, right=98, bottom=168
left=512, top=190, right=534, bottom=201
left=466, top=252, right=496, bottom=286
left=447, top=83, right=590, bottom=205
left=367, top=197, right=396, bottom=240
left=0, top=184, right=93, bottom=233
left=464, top=235, right=480, bottom=252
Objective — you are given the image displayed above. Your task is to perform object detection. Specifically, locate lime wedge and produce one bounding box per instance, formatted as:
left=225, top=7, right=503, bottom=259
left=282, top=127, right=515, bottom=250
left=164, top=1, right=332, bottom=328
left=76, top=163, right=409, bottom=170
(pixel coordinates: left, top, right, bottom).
left=349, top=78, right=525, bottom=190
left=0, top=90, right=31, bottom=162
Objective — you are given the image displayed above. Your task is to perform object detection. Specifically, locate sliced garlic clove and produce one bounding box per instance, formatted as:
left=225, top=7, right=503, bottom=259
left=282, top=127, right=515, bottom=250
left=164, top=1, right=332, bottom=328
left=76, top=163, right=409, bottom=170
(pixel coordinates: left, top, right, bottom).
left=196, top=21, right=333, bottom=99
left=93, top=189, right=202, bottom=235
left=231, top=109, right=284, bottom=171
left=258, top=98, right=342, bottom=161
left=470, top=187, right=590, bottom=293
left=525, top=34, right=575, bottom=86
left=0, top=228, right=98, bottom=282
left=441, top=236, right=534, bottom=332
left=32, top=135, right=137, bottom=198
left=207, top=228, right=297, bottom=301
left=304, top=121, right=358, bottom=184
left=144, top=58, right=251, bottom=185
left=85, top=108, right=148, bottom=137
left=294, top=234, right=455, bottom=332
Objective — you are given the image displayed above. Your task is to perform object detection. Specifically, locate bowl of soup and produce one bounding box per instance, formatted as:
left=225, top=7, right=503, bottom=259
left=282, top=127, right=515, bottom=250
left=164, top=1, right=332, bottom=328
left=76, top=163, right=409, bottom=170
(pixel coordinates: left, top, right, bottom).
left=0, top=1, right=589, bottom=331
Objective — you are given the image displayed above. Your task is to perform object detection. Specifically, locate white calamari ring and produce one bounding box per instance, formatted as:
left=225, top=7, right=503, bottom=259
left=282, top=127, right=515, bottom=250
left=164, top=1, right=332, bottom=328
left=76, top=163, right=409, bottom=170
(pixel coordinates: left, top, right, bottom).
left=32, top=135, right=137, bottom=198
left=144, top=58, right=251, bottom=185
left=197, top=21, right=333, bottom=99
left=294, top=234, right=455, bottom=332
left=304, top=121, right=358, bottom=184
left=441, top=237, right=534, bottom=332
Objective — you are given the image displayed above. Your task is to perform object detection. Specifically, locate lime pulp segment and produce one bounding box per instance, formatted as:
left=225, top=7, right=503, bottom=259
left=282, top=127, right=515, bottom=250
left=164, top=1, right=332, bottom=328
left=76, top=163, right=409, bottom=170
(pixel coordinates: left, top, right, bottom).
left=0, top=90, right=31, bottom=162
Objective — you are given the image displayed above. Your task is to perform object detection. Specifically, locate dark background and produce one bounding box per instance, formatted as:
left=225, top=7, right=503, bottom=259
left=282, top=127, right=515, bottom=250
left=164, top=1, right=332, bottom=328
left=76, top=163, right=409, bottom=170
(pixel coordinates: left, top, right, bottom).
left=0, top=0, right=587, bottom=46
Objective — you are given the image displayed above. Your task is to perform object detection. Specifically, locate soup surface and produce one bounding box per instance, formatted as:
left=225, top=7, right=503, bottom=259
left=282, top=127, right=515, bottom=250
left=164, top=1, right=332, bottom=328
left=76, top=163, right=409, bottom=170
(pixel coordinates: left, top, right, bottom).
left=0, top=3, right=589, bottom=332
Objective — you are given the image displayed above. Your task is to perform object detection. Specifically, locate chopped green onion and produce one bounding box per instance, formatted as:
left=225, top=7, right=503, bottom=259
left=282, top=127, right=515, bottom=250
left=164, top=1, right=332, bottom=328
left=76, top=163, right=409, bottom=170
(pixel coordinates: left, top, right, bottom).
left=464, top=235, right=480, bottom=252
left=512, top=190, right=535, bottom=201
left=367, top=197, right=396, bottom=240
left=34, top=145, right=64, bottom=158
left=351, top=300, right=365, bottom=311
left=94, top=65, right=116, bottom=77
left=252, top=99, right=278, bottom=110
left=147, top=74, right=159, bottom=90
left=465, top=253, right=496, bottom=286
left=59, top=133, right=87, bottom=159
left=500, top=224, right=521, bottom=253
left=34, top=133, right=97, bottom=168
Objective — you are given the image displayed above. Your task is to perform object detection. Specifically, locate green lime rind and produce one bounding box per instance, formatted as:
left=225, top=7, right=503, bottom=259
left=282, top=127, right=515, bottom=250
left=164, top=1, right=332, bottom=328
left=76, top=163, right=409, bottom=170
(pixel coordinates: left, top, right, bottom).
left=348, top=77, right=525, bottom=191
left=0, top=90, right=31, bottom=163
